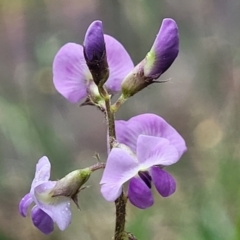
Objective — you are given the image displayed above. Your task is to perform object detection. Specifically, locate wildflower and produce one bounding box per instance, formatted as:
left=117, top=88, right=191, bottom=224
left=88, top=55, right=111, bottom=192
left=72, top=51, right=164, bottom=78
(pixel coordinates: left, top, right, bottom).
left=121, top=18, right=179, bottom=98
left=100, top=114, right=186, bottom=209
left=19, top=156, right=91, bottom=234
left=53, top=20, right=134, bottom=103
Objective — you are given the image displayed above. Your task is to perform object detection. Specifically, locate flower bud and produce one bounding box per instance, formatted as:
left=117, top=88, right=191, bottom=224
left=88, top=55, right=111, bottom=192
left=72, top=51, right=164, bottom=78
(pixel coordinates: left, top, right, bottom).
left=121, top=18, right=179, bottom=98
left=51, top=168, right=91, bottom=207
left=83, top=20, right=109, bottom=87
left=144, top=18, right=179, bottom=78
left=121, top=61, right=151, bottom=98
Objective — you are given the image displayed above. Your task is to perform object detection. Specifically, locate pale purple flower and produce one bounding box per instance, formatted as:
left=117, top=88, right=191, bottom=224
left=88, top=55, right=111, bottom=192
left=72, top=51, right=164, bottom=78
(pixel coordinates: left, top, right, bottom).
left=100, top=114, right=186, bottom=209
left=19, top=156, right=71, bottom=234
left=53, top=20, right=134, bottom=103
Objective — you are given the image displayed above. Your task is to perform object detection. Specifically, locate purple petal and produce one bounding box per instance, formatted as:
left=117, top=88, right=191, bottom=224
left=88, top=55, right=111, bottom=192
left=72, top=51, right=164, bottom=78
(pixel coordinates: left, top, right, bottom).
left=128, top=176, right=154, bottom=209
left=84, top=20, right=105, bottom=61
left=136, top=135, right=180, bottom=167
left=31, top=156, right=51, bottom=189
left=32, top=180, right=56, bottom=205
left=115, top=113, right=187, bottom=157
left=144, top=18, right=179, bottom=78
left=49, top=199, right=71, bottom=231
left=150, top=167, right=176, bottom=197
left=100, top=148, right=139, bottom=184
left=53, top=43, right=90, bottom=103
left=100, top=183, right=123, bottom=202
left=100, top=148, right=139, bottom=201
left=136, top=135, right=169, bottom=162
left=19, top=193, right=33, bottom=217
left=31, top=181, right=56, bottom=213
left=31, top=206, right=54, bottom=235
left=104, top=35, right=134, bottom=93
left=33, top=180, right=56, bottom=196
left=34, top=182, right=71, bottom=231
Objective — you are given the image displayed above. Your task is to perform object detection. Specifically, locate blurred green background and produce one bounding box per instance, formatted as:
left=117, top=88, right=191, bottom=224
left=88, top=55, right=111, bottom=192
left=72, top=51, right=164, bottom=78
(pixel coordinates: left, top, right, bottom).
left=0, top=0, right=240, bottom=239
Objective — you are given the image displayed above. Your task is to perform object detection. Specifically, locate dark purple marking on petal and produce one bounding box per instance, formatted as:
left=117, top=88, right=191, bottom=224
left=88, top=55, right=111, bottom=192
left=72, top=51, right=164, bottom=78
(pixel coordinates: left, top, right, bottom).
left=138, top=171, right=152, bottom=189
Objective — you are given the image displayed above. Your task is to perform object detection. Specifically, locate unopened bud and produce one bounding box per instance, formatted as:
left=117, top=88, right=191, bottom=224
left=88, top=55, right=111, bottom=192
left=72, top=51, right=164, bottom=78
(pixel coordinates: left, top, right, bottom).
left=51, top=168, right=91, bottom=207
left=83, top=20, right=109, bottom=87
left=121, top=61, right=152, bottom=98
left=121, top=18, right=179, bottom=98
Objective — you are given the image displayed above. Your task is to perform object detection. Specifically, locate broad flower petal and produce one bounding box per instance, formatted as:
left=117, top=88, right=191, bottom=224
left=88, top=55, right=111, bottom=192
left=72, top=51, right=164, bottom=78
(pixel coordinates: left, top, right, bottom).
left=31, top=206, right=54, bottom=235
left=128, top=176, right=154, bottom=209
left=136, top=135, right=180, bottom=167
left=150, top=167, right=176, bottom=197
left=48, top=199, right=72, bottom=231
left=100, top=148, right=139, bottom=201
left=19, top=193, right=33, bottom=217
left=31, top=156, right=51, bottom=189
left=144, top=18, right=179, bottom=78
left=104, top=35, right=134, bottom=93
left=101, top=183, right=123, bottom=202
left=100, top=148, right=139, bottom=185
left=53, top=43, right=90, bottom=103
left=116, top=113, right=187, bottom=157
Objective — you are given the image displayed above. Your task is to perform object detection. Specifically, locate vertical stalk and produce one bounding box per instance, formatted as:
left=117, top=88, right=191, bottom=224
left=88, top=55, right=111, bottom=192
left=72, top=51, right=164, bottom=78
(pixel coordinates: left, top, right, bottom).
left=98, top=86, right=127, bottom=240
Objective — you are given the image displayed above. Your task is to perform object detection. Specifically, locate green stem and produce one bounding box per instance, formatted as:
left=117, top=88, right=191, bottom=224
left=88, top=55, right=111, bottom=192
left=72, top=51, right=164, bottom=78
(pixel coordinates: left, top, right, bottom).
left=98, top=86, right=127, bottom=240
left=111, top=94, right=127, bottom=113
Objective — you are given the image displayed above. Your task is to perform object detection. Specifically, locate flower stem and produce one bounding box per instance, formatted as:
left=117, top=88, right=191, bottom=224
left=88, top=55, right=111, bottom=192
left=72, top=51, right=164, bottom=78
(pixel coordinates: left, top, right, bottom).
left=111, top=94, right=127, bottom=113
left=89, top=162, right=106, bottom=172
left=114, top=192, right=127, bottom=239
left=98, top=85, right=127, bottom=240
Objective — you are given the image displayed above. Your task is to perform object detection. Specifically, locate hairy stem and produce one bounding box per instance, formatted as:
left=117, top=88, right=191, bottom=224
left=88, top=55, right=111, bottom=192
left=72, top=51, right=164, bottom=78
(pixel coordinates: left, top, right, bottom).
left=99, top=86, right=127, bottom=240
left=89, top=162, right=106, bottom=172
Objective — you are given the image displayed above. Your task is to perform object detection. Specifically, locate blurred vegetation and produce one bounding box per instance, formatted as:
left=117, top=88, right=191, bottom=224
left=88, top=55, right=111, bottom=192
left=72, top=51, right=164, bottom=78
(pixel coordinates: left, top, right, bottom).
left=0, top=0, right=240, bottom=239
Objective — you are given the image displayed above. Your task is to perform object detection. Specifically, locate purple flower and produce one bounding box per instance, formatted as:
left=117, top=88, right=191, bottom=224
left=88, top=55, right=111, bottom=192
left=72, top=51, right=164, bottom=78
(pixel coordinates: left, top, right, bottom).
left=19, top=156, right=71, bottom=234
left=53, top=20, right=134, bottom=103
left=100, top=114, right=186, bottom=209
left=121, top=18, right=179, bottom=98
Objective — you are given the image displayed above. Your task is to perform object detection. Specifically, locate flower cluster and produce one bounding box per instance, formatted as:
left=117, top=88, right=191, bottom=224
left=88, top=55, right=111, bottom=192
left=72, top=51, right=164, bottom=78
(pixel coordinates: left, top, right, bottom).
left=19, top=18, right=186, bottom=236
left=53, top=18, right=179, bottom=105
left=53, top=20, right=134, bottom=106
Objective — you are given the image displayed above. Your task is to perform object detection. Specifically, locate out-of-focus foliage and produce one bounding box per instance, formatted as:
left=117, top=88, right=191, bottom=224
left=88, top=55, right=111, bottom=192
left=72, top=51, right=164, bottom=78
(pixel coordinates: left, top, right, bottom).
left=0, top=0, right=240, bottom=239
